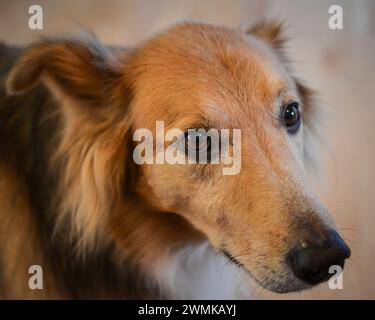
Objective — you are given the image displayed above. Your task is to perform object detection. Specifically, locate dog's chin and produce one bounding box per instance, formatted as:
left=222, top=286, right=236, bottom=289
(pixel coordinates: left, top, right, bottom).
left=221, top=250, right=313, bottom=294
left=259, top=277, right=313, bottom=294
left=250, top=270, right=313, bottom=294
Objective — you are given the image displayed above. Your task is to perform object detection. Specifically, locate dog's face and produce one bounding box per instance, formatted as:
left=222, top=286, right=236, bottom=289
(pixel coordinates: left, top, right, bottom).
left=7, top=22, right=350, bottom=294
left=126, top=23, right=350, bottom=292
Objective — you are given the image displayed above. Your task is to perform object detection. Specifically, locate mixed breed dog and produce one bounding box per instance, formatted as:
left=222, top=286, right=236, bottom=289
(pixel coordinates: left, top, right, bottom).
left=0, top=21, right=350, bottom=299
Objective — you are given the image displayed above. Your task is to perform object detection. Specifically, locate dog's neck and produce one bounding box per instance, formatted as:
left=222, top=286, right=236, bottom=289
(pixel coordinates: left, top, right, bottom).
left=154, top=241, right=252, bottom=299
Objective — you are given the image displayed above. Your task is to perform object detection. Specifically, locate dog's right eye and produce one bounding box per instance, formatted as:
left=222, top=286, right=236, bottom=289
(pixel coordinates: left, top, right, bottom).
left=184, top=130, right=211, bottom=154
left=181, top=129, right=222, bottom=163
left=182, top=129, right=221, bottom=164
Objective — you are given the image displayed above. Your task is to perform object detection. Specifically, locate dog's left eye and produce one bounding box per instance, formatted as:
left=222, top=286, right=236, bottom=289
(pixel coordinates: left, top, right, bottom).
left=282, top=102, right=301, bottom=134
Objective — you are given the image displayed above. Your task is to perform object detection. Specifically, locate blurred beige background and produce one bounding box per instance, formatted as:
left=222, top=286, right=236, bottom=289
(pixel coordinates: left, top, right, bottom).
left=0, top=0, right=374, bottom=299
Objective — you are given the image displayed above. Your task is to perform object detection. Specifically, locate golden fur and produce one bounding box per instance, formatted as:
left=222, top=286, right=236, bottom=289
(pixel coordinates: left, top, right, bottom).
left=0, top=22, right=337, bottom=298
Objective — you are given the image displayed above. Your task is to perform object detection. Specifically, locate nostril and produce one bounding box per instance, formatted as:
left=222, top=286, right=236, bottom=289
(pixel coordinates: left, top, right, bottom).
left=306, top=266, right=332, bottom=285
left=288, top=230, right=351, bottom=285
left=288, top=247, right=332, bottom=285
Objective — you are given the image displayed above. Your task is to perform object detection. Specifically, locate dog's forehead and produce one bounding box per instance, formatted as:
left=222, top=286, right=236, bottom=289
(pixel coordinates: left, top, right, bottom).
left=130, top=23, right=297, bottom=128
left=198, top=38, right=291, bottom=125
left=178, top=26, right=293, bottom=120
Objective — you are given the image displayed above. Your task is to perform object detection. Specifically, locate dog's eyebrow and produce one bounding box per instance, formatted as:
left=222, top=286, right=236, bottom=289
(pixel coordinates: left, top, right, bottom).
left=182, top=118, right=217, bottom=131
left=277, top=85, right=301, bottom=104
left=205, top=103, right=230, bottom=123
left=276, top=86, right=288, bottom=101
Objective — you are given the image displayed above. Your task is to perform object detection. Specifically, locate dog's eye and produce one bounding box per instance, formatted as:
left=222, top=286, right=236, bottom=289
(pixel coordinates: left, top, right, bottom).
left=183, top=129, right=219, bottom=163
left=185, top=131, right=211, bottom=154
left=282, top=102, right=301, bottom=134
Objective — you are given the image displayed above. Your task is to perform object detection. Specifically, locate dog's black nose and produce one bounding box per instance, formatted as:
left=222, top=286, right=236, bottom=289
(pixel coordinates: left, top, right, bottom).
left=288, top=230, right=351, bottom=285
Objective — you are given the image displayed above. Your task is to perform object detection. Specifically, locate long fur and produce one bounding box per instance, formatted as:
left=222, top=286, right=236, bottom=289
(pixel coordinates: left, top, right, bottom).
left=0, top=22, right=327, bottom=299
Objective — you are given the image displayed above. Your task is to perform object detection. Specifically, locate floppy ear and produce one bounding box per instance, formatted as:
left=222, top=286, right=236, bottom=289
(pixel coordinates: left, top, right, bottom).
left=247, top=21, right=285, bottom=49
left=6, top=34, right=121, bottom=107
left=6, top=36, right=137, bottom=250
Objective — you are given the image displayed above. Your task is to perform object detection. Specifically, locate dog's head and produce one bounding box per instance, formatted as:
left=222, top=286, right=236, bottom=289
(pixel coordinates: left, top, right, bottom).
left=7, top=22, right=350, bottom=293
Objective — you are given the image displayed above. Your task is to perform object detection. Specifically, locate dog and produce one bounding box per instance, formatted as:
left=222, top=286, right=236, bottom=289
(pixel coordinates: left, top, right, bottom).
left=0, top=21, right=351, bottom=299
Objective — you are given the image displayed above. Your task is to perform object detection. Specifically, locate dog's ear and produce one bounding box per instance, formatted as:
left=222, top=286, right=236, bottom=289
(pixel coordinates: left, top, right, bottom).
left=6, top=35, right=121, bottom=107
left=6, top=36, right=138, bottom=250
left=247, top=21, right=285, bottom=49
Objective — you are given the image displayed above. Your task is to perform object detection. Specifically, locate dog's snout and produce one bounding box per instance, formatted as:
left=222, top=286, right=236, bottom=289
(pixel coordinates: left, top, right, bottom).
left=288, top=229, right=351, bottom=285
